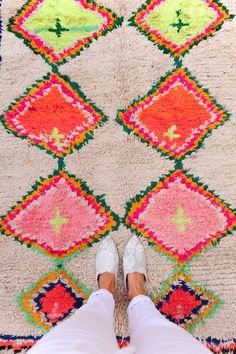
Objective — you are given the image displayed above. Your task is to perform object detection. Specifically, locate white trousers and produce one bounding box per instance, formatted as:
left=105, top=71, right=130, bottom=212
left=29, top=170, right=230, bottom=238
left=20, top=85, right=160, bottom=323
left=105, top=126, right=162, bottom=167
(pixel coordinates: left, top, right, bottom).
left=28, top=289, right=212, bottom=354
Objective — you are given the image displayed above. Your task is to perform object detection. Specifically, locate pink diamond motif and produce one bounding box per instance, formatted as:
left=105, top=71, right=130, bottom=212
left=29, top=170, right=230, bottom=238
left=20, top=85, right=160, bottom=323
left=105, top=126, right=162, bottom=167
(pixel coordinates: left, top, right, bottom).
left=125, top=170, right=235, bottom=261
left=0, top=171, right=118, bottom=259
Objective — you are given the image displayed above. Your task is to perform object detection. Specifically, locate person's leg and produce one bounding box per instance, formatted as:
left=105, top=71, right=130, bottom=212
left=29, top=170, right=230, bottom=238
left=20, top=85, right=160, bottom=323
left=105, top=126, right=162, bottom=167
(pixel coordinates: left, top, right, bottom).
left=28, top=287, right=119, bottom=354
left=128, top=281, right=212, bottom=354
left=123, top=237, right=212, bottom=354
left=28, top=235, right=120, bottom=354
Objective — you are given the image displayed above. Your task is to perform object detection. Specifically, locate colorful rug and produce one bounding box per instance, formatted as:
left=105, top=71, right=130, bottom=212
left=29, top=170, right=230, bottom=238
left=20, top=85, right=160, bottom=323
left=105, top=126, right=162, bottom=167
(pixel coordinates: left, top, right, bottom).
left=0, top=0, right=236, bottom=352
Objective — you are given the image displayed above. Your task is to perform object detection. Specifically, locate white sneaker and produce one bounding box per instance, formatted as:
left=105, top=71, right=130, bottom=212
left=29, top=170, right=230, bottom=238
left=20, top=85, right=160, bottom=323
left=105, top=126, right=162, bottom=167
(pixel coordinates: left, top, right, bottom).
left=96, top=236, right=119, bottom=286
left=123, top=236, right=147, bottom=289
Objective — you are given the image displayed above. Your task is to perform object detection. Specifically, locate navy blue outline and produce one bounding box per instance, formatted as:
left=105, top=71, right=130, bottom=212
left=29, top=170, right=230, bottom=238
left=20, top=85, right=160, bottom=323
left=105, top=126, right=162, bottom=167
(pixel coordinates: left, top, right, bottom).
left=0, top=334, right=235, bottom=353
left=155, top=280, right=209, bottom=325
left=33, top=279, right=85, bottom=326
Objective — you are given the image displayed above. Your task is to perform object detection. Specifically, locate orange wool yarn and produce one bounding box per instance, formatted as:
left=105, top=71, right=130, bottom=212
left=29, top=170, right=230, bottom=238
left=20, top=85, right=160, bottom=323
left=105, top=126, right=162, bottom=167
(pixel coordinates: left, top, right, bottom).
left=138, top=85, right=212, bottom=148
left=18, top=86, right=89, bottom=136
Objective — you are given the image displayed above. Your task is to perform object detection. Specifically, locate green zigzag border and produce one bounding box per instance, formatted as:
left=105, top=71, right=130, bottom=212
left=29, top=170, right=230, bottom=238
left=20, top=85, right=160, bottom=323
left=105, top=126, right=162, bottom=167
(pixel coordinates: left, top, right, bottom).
left=128, top=0, right=234, bottom=58
left=0, top=168, right=121, bottom=263
left=0, top=68, right=110, bottom=159
left=149, top=265, right=224, bottom=333
left=7, top=0, right=124, bottom=68
left=123, top=168, right=236, bottom=265
left=1, top=0, right=235, bottom=338
left=116, top=65, right=231, bottom=164
left=17, top=265, right=93, bottom=332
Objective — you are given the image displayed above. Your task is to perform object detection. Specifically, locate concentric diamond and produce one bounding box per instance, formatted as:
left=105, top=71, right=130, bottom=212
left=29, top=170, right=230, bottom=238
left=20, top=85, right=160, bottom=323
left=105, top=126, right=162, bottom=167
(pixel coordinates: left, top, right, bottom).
left=117, top=68, right=229, bottom=160
left=129, top=0, right=231, bottom=57
left=18, top=268, right=91, bottom=330
left=0, top=170, right=119, bottom=259
left=8, top=0, right=122, bottom=64
left=153, top=270, right=222, bottom=330
left=1, top=73, right=107, bottom=157
left=124, top=170, right=235, bottom=261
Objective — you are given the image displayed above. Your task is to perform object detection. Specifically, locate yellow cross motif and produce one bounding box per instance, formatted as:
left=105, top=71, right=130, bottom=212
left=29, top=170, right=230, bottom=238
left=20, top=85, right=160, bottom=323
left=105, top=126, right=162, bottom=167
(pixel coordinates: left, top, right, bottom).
left=49, top=127, right=65, bottom=148
left=171, top=206, right=191, bottom=233
left=50, top=207, right=68, bottom=235
left=164, top=125, right=181, bottom=141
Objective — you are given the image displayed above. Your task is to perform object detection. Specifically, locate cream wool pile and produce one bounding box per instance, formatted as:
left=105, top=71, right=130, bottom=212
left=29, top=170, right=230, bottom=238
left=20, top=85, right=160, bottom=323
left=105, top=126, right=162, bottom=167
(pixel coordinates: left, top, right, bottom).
left=0, top=0, right=236, bottom=353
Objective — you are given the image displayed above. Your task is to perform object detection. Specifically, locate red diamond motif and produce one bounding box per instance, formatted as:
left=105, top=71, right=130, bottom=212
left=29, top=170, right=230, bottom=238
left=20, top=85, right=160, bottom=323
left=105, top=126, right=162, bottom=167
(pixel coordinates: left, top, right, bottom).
left=18, top=269, right=91, bottom=330
left=153, top=271, right=222, bottom=330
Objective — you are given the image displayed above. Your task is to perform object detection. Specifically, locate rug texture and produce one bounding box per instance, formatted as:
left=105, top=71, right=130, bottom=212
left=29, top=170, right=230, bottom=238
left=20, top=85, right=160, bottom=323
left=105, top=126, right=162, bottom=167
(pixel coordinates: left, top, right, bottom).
left=0, top=0, right=236, bottom=353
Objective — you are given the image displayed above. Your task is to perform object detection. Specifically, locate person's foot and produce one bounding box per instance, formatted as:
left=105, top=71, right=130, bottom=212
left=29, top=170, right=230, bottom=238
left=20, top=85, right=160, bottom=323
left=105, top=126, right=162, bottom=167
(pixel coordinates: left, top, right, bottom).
left=98, top=272, right=116, bottom=296
left=123, top=236, right=147, bottom=300
left=96, top=237, right=118, bottom=296
left=127, top=272, right=146, bottom=300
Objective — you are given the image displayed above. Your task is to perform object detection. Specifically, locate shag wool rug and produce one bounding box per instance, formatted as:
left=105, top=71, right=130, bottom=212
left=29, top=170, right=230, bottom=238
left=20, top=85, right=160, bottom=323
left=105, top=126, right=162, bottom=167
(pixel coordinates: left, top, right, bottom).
left=0, top=0, right=236, bottom=352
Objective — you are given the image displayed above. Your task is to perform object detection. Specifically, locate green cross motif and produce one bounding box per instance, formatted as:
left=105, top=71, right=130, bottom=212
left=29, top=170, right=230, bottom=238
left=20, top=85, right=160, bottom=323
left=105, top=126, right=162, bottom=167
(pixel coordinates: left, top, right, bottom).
left=49, top=127, right=65, bottom=149
left=171, top=206, right=192, bottom=233
left=50, top=207, right=69, bottom=234
left=171, top=10, right=190, bottom=33
left=164, top=125, right=181, bottom=141
left=48, top=18, right=70, bottom=38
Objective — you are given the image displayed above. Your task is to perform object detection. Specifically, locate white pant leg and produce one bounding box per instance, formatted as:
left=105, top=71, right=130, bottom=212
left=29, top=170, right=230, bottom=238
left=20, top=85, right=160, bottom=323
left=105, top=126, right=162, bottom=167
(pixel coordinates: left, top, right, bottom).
left=128, top=295, right=212, bottom=354
left=28, top=289, right=119, bottom=354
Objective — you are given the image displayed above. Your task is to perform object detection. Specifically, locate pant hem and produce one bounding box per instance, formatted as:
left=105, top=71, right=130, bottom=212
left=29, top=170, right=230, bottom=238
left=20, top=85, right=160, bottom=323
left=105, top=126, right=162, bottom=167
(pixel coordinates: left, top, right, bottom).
left=88, top=289, right=115, bottom=309
left=127, top=294, right=153, bottom=313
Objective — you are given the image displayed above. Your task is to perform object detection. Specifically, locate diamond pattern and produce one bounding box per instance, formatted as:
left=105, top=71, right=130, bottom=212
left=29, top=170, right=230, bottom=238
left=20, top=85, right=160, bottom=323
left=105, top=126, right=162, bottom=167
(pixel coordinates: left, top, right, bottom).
left=8, top=0, right=122, bottom=65
left=153, top=270, right=222, bottom=331
left=124, top=170, right=235, bottom=261
left=0, top=0, right=234, bottom=345
left=18, top=268, right=91, bottom=330
left=129, top=0, right=231, bottom=57
left=1, top=73, right=107, bottom=157
left=0, top=170, right=119, bottom=259
left=117, top=68, right=229, bottom=160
